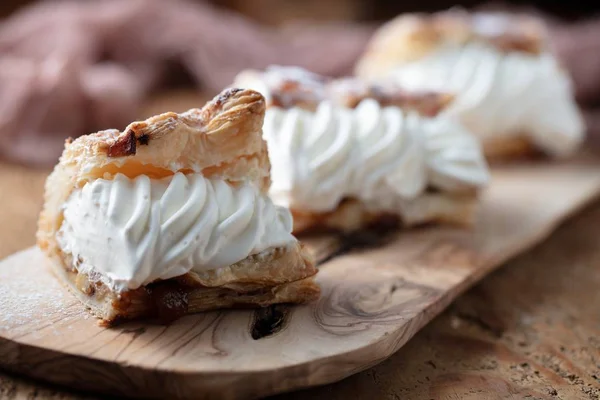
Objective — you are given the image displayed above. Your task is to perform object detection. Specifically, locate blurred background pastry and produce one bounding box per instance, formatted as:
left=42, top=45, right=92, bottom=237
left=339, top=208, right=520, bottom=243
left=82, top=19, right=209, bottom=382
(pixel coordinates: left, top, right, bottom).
left=355, top=10, right=584, bottom=160
left=233, top=66, right=489, bottom=232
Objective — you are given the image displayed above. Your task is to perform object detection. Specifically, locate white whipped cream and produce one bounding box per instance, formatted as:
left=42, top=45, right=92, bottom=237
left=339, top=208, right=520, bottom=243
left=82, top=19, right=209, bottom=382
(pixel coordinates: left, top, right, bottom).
left=263, top=99, right=489, bottom=213
left=387, top=42, right=584, bottom=157
left=57, top=173, right=296, bottom=291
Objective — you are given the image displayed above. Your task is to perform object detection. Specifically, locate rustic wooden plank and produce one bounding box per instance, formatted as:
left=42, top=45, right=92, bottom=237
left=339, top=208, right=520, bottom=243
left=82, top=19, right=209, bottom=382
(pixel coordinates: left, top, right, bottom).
left=1, top=156, right=599, bottom=399
left=275, top=196, right=600, bottom=400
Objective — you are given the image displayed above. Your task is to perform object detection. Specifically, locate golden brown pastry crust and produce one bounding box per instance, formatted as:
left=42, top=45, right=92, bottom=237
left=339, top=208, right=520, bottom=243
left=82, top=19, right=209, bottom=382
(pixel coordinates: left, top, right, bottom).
left=291, top=193, right=479, bottom=234
left=37, top=88, right=319, bottom=325
left=234, top=68, right=455, bottom=117
left=48, top=242, right=318, bottom=325
left=327, top=78, right=454, bottom=117
left=355, top=10, right=546, bottom=80
left=482, top=135, right=540, bottom=162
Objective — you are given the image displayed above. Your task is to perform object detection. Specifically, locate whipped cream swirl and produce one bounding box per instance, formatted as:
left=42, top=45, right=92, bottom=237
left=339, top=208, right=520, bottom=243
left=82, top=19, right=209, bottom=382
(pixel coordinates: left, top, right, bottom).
left=263, top=99, right=489, bottom=213
left=57, top=173, right=296, bottom=291
left=388, top=42, right=584, bottom=157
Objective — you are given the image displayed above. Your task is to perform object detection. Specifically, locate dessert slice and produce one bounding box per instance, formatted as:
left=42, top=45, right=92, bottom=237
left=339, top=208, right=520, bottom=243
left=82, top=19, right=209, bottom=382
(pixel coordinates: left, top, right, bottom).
left=354, top=10, right=585, bottom=160
left=234, top=66, right=489, bottom=233
left=37, top=88, right=319, bottom=325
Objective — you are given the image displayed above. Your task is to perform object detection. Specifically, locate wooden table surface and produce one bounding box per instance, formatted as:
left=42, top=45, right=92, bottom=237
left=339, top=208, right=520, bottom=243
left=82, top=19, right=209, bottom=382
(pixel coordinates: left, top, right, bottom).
left=1, top=94, right=599, bottom=399
left=1, top=165, right=600, bottom=400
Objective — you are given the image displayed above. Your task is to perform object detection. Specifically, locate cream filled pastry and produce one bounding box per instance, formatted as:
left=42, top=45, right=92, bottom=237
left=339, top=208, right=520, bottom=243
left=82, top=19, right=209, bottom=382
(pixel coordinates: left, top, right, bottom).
left=355, top=11, right=585, bottom=160
left=58, top=173, right=295, bottom=291
left=37, top=88, right=319, bottom=325
left=233, top=67, right=489, bottom=233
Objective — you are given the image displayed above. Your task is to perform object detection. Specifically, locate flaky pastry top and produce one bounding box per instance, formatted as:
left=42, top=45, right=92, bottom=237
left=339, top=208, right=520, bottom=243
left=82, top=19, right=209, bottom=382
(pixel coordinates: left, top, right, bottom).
left=38, top=88, right=270, bottom=255
left=355, top=10, right=548, bottom=79
left=234, top=66, right=454, bottom=117
left=62, top=88, right=269, bottom=187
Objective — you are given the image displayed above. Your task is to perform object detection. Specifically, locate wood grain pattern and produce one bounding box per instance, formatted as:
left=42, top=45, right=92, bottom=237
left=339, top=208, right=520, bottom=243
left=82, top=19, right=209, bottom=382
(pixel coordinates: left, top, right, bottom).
left=1, top=156, right=600, bottom=399
left=275, top=194, right=600, bottom=400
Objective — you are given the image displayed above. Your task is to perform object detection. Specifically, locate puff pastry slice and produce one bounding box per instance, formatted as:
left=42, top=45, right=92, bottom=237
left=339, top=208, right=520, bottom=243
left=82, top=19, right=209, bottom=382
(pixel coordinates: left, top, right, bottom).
left=233, top=67, right=489, bottom=234
left=37, top=88, right=319, bottom=325
left=354, top=10, right=584, bottom=160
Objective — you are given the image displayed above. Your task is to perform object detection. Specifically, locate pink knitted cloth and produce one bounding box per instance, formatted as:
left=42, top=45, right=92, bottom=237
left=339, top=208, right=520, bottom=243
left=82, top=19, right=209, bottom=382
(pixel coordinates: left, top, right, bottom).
left=0, top=0, right=373, bottom=165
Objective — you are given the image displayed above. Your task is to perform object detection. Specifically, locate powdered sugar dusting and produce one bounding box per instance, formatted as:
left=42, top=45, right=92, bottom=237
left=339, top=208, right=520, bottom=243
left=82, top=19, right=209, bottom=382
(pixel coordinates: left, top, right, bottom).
left=0, top=248, right=78, bottom=335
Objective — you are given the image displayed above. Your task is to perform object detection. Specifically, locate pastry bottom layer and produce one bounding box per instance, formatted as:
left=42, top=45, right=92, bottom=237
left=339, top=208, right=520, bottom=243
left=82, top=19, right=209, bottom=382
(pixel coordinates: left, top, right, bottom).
left=291, top=192, right=479, bottom=234
left=47, top=244, right=319, bottom=326
left=482, top=135, right=540, bottom=161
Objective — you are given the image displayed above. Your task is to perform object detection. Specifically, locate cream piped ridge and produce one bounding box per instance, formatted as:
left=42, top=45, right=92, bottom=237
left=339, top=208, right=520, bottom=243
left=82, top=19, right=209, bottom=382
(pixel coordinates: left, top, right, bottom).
left=263, top=99, right=489, bottom=213
left=387, top=42, right=584, bottom=157
left=57, top=173, right=296, bottom=291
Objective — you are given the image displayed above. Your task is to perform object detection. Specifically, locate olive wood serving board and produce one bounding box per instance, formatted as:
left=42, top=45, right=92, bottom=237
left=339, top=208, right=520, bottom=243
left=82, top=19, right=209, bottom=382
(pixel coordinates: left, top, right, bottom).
left=1, top=156, right=600, bottom=400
